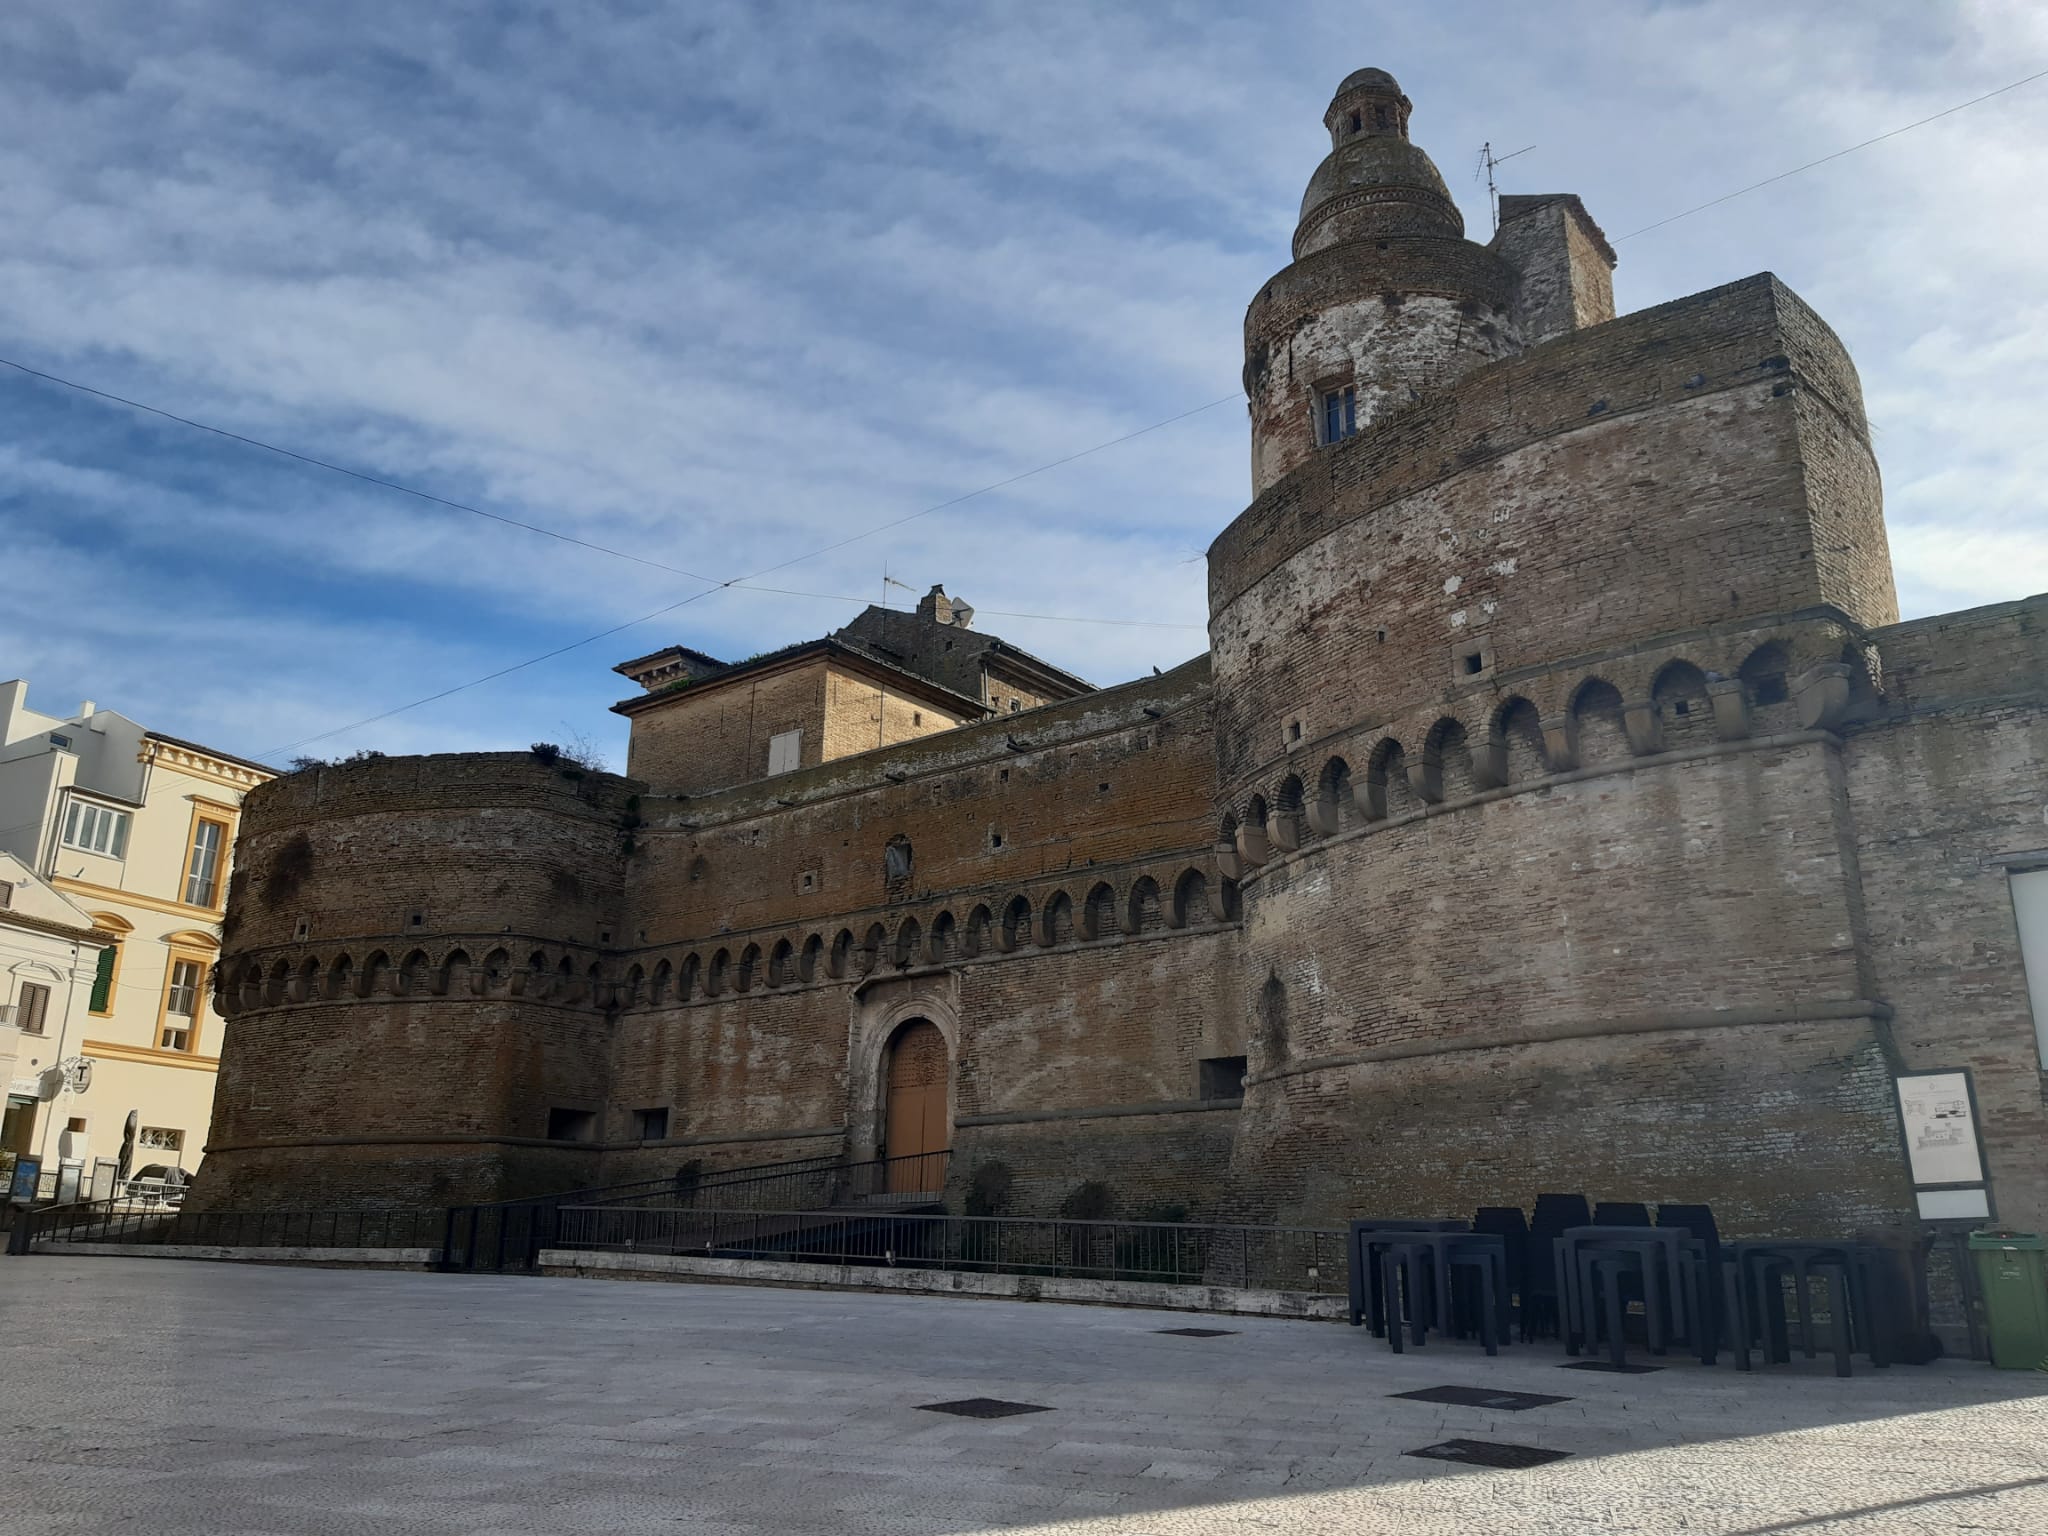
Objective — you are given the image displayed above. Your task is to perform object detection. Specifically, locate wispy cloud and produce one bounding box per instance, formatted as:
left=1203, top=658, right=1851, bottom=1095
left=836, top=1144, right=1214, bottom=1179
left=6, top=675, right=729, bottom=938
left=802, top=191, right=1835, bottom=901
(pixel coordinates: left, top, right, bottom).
left=1, top=0, right=2042, bottom=766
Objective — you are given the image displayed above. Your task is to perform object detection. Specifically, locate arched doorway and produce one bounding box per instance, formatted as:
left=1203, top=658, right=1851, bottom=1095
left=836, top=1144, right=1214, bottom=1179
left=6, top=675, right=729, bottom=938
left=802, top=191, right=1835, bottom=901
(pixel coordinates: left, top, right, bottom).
left=882, top=1019, right=949, bottom=1194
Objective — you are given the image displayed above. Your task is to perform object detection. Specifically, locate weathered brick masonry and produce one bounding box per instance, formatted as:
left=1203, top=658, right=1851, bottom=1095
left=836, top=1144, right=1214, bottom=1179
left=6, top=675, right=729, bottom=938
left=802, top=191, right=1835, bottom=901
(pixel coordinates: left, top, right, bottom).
left=201, top=69, right=2045, bottom=1240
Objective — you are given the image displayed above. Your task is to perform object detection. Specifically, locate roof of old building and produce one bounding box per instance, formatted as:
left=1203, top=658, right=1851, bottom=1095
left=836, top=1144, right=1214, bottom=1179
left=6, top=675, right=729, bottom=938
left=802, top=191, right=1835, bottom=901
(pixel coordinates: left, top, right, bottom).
left=834, top=605, right=1093, bottom=703
left=141, top=731, right=277, bottom=778
left=1334, top=67, right=1400, bottom=95
left=609, top=633, right=991, bottom=719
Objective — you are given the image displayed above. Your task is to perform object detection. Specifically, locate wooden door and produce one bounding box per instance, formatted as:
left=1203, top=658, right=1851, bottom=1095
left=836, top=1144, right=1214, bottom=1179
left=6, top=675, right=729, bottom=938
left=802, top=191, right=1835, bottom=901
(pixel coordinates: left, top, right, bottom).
left=884, top=1020, right=948, bottom=1193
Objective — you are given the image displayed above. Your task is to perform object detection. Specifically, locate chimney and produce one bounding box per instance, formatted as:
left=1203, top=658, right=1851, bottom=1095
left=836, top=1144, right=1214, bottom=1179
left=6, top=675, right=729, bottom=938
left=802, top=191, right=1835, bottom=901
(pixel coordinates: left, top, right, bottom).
left=916, top=585, right=975, bottom=629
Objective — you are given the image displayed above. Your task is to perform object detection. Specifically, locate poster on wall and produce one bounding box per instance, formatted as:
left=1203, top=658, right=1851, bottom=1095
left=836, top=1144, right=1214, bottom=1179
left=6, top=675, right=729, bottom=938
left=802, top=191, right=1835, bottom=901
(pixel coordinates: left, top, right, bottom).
left=1896, top=1071, right=1985, bottom=1186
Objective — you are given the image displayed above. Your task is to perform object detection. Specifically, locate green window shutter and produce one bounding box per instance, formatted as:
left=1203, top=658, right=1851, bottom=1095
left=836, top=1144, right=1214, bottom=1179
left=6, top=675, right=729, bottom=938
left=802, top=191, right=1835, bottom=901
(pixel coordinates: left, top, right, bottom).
left=90, top=943, right=116, bottom=1013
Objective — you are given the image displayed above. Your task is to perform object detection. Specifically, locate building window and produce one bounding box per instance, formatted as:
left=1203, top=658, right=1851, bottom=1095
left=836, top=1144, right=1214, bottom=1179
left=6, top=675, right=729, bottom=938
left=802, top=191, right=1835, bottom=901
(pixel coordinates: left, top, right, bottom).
left=632, top=1107, right=670, bottom=1141
left=0, top=880, right=11, bottom=908
left=159, top=960, right=202, bottom=1051
left=15, top=981, right=50, bottom=1035
left=49, top=732, right=72, bottom=750
left=184, top=817, right=227, bottom=907
left=139, top=1127, right=184, bottom=1152
left=1320, top=385, right=1357, bottom=445
left=546, top=1107, right=597, bottom=1142
left=766, top=728, right=802, bottom=776
left=62, top=799, right=130, bottom=858
left=1199, top=1055, right=1248, bottom=1101
left=1009, top=699, right=1021, bottom=713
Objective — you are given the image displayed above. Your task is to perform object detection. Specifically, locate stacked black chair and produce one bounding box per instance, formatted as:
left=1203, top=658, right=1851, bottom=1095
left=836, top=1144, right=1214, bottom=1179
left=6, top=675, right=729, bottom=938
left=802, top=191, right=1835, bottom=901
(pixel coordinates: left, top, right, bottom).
left=1523, top=1193, right=1590, bottom=1340
left=1471, top=1206, right=1532, bottom=1341
left=1593, top=1201, right=1653, bottom=1227
left=1445, top=1241, right=1507, bottom=1355
left=1728, top=1240, right=1899, bottom=1376
left=1656, top=1203, right=1723, bottom=1362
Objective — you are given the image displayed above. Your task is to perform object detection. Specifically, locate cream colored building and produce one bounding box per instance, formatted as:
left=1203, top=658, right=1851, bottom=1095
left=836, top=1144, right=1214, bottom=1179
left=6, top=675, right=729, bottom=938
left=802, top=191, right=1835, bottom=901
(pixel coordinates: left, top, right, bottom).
left=1, top=852, right=113, bottom=1198
left=0, top=680, right=272, bottom=1187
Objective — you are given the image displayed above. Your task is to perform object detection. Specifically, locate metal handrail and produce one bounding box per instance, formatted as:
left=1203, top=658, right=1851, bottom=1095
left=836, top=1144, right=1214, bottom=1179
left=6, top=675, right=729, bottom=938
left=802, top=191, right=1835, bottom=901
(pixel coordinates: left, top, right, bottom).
left=11, top=1200, right=443, bottom=1254
left=550, top=1204, right=1346, bottom=1294
left=436, top=1150, right=902, bottom=1273
left=453, top=1151, right=845, bottom=1214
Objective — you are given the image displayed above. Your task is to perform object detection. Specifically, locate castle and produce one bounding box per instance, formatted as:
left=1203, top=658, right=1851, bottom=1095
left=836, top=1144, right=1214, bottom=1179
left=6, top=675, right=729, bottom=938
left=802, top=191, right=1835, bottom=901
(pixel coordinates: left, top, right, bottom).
left=200, top=71, right=2048, bottom=1240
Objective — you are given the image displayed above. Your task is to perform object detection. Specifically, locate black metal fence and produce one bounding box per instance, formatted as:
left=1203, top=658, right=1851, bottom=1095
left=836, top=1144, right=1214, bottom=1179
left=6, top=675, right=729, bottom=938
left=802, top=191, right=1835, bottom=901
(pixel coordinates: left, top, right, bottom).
left=14, top=1200, right=442, bottom=1253
left=438, top=1151, right=877, bottom=1272
left=552, top=1205, right=1347, bottom=1294
left=589, top=1149, right=952, bottom=1215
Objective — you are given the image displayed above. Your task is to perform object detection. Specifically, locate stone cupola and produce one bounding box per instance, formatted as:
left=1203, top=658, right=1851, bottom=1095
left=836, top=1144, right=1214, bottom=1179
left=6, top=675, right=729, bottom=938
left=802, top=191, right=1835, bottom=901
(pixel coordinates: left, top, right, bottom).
left=1242, top=69, right=1523, bottom=496
left=1296, top=68, right=1464, bottom=257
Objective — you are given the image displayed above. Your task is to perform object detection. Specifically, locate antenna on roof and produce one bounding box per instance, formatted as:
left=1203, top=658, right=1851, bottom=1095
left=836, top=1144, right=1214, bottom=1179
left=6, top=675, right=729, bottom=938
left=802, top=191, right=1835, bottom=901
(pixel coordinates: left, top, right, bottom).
left=1476, top=141, right=1536, bottom=232
left=881, top=569, right=914, bottom=610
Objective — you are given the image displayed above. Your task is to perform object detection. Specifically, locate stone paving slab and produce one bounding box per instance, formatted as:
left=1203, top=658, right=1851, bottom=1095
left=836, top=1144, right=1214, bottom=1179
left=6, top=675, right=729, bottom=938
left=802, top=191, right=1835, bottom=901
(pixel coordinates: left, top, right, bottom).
left=2, top=1257, right=2045, bottom=1533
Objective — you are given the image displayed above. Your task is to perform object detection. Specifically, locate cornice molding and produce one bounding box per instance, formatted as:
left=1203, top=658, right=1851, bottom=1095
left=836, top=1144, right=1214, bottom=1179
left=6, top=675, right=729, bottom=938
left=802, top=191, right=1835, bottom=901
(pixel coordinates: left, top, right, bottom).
left=81, top=1039, right=220, bottom=1073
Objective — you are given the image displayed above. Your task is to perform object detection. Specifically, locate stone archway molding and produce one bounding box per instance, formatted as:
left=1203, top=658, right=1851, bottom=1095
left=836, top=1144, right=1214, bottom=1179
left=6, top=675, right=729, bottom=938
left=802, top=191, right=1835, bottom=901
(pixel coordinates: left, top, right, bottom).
left=846, top=973, right=963, bottom=1166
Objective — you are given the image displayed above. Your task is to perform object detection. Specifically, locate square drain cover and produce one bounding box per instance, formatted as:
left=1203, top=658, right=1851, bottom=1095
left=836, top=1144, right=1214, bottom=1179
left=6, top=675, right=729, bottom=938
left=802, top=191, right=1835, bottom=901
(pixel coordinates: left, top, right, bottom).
left=1561, top=1360, right=1664, bottom=1374
left=1406, top=1438, right=1571, bottom=1470
left=917, top=1397, right=1053, bottom=1419
left=1392, top=1386, right=1572, bottom=1411
left=1156, top=1328, right=1238, bottom=1338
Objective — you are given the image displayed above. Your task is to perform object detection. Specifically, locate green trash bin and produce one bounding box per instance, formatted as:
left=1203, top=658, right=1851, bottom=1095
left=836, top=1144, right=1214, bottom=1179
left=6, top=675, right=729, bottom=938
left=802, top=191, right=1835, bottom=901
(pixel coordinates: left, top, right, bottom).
left=1968, top=1229, right=2048, bottom=1369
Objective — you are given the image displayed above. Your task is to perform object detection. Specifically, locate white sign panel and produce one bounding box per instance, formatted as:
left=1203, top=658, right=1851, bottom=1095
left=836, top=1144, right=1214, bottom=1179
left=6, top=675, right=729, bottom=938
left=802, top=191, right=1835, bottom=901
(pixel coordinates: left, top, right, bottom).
left=1896, top=1072, right=1985, bottom=1187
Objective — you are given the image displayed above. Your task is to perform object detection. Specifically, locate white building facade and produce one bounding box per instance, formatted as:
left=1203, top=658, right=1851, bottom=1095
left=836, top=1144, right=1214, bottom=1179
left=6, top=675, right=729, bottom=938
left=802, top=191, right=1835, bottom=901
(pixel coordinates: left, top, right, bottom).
left=0, top=681, right=272, bottom=1191
left=1, top=852, right=113, bottom=1199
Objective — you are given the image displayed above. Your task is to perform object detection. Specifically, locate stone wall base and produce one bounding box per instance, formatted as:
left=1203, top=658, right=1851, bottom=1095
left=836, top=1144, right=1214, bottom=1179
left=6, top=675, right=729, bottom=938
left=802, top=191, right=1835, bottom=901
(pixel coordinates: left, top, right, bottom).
left=539, top=1249, right=1343, bottom=1319
left=35, top=1242, right=439, bottom=1269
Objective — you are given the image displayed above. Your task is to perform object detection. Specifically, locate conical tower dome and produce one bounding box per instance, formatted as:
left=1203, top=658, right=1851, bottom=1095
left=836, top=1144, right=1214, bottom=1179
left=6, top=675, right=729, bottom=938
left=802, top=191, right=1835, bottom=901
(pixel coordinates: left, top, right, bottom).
left=1241, top=69, right=1521, bottom=496
left=1296, top=68, right=1463, bottom=256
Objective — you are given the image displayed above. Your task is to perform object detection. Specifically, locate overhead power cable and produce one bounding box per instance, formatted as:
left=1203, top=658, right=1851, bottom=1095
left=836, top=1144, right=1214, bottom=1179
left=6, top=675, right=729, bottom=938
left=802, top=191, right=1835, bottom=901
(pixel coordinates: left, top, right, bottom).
left=255, top=394, right=1240, bottom=759
left=39, top=65, right=2048, bottom=763
left=1612, top=64, right=2048, bottom=242
left=0, top=355, right=721, bottom=585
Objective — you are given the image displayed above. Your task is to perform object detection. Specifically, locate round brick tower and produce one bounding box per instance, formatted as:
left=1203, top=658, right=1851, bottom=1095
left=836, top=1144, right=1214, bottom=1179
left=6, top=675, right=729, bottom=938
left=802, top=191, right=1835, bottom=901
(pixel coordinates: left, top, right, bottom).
left=196, top=752, right=638, bottom=1210
left=1211, top=72, right=1912, bottom=1236
left=1245, top=68, right=1522, bottom=495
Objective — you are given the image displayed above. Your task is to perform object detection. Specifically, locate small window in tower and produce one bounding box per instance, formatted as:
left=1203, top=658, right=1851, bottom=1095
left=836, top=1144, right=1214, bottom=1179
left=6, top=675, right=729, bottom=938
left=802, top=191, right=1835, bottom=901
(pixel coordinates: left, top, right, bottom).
left=633, top=1107, right=670, bottom=1141
left=1321, top=386, right=1357, bottom=445
left=1374, top=104, right=1390, bottom=129
left=1348, top=110, right=1361, bottom=133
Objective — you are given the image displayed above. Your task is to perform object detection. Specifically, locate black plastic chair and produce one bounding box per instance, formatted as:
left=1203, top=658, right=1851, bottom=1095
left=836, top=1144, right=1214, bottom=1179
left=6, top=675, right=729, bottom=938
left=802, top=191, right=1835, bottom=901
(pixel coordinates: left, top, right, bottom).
left=1523, top=1194, right=1590, bottom=1340
left=1592, top=1201, right=1652, bottom=1227
left=1472, top=1206, right=1532, bottom=1340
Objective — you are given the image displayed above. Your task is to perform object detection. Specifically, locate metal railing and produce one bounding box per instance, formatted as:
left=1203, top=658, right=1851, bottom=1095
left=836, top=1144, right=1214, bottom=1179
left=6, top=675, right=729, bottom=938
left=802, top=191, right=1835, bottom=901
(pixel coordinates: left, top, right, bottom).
left=552, top=1206, right=1346, bottom=1294
left=589, top=1149, right=952, bottom=1214
left=12, top=1200, right=442, bottom=1254
left=438, top=1151, right=876, bottom=1273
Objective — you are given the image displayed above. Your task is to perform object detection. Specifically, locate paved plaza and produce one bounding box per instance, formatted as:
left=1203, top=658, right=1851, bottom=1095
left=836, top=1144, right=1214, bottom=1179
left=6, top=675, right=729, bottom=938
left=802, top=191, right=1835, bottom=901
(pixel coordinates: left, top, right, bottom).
left=3, top=1258, right=2046, bottom=1534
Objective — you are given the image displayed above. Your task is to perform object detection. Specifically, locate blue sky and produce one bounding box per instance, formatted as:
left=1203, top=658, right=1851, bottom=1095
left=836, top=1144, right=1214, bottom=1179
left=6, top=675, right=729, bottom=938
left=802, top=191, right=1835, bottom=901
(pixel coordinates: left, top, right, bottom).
left=4, top=2, right=2045, bottom=771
